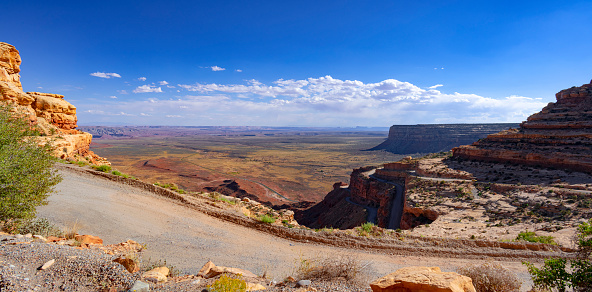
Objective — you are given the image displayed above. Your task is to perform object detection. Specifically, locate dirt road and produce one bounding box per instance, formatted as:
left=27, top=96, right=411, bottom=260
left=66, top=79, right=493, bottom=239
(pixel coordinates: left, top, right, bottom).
left=37, top=166, right=535, bottom=289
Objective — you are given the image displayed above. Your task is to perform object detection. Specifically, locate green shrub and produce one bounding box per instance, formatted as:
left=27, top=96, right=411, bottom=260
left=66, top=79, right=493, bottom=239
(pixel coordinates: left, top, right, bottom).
left=0, top=105, right=62, bottom=225
left=524, top=219, right=592, bottom=292
left=111, top=170, right=122, bottom=176
left=515, top=231, right=556, bottom=245
left=259, top=214, right=275, bottom=224
left=16, top=218, right=63, bottom=237
left=458, top=261, right=521, bottom=292
left=208, top=274, right=247, bottom=292
left=92, top=164, right=112, bottom=172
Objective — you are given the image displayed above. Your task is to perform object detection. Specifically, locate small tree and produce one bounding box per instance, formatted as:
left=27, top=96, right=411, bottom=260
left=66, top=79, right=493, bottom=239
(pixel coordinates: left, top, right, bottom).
left=0, top=105, right=62, bottom=226
left=524, top=219, right=592, bottom=292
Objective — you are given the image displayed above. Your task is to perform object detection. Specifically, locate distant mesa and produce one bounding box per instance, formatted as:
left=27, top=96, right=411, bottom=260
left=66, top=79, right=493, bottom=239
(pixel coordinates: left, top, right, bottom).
left=371, top=123, right=519, bottom=155
left=453, top=79, right=592, bottom=173
left=0, top=42, right=107, bottom=164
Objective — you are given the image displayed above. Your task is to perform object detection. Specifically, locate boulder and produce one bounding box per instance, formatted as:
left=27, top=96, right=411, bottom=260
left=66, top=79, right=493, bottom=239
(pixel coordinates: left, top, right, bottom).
left=142, top=267, right=168, bottom=283
left=197, top=261, right=258, bottom=279
left=75, top=234, right=103, bottom=245
left=370, top=266, right=476, bottom=292
left=246, top=282, right=267, bottom=291
left=113, top=257, right=140, bottom=273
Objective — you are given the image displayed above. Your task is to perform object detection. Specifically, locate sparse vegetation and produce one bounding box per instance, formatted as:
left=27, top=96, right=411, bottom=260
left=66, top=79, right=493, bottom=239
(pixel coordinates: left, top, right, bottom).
left=16, top=217, right=63, bottom=237
left=515, top=231, right=556, bottom=245
left=259, top=214, right=275, bottom=224
left=457, top=261, right=521, bottom=292
left=142, top=258, right=181, bottom=277
left=0, top=105, right=62, bottom=227
left=63, top=220, right=82, bottom=239
left=92, top=164, right=112, bottom=173
left=208, top=274, right=247, bottom=292
left=524, top=219, right=592, bottom=291
left=294, top=253, right=368, bottom=285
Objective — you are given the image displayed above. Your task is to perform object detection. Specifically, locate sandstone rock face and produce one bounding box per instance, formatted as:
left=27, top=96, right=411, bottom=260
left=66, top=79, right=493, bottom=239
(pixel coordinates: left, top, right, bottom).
left=0, top=42, right=22, bottom=90
left=370, top=266, right=476, bottom=292
left=0, top=42, right=107, bottom=164
left=453, top=80, right=592, bottom=173
left=372, top=123, right=519, bottom=154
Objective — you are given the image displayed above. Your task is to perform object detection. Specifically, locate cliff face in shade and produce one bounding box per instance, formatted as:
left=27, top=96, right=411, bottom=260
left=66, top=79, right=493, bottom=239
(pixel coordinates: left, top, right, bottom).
left=453, top=80, right=592, bottom=173
left=0, top=42, right=108, bottom=164
left=371, top=123, right=519, bottom=154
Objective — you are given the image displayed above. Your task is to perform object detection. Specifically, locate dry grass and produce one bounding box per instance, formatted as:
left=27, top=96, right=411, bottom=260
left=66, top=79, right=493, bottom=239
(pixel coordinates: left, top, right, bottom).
left=457, top=261, right=522, bottom=292
left=294, top=253, right=370, bottom=286
left=63, top=219, right=82, bottom=239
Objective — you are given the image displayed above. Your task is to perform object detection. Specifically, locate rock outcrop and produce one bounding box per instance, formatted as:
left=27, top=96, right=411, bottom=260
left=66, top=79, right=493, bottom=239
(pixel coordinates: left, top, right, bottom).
left=453, top=80, right=592, bottom=173
left=0, top=42, right=107, bottom=164
left=370, top=266, right=476, bottom=292
left=371, top=123, right=519, bottom=154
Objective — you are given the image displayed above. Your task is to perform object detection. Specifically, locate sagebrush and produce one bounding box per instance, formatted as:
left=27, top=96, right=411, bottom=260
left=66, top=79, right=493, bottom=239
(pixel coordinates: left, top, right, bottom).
left=457, top=261, right=521, bottom=292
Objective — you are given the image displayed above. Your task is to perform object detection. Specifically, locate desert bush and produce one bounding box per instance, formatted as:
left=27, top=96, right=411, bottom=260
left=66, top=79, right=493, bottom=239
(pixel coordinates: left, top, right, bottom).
left=516, top=231, right=556, bottom=245
left=111, top=170, right=122, bottom=176
left=457, top=261, right=521, bottom=292
left=259, top=214, right=275, bottom=224
left=208, top=274, right=247, bottom=292
left=524, top=219, right=592, bottom=292
left=92, top=164, right=111, bottom=173
left=16, top=217, right=63, bottom=237
left=294, top=253, right=369, bottom=285
left=0, top=105, right=62, bottom=225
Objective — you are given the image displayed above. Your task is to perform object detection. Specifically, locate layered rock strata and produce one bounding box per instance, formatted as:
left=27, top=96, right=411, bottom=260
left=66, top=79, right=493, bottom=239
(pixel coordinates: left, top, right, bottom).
left=453, top=80, right=592, bottom=173
left=0, top=42, right=107, bottom=164
left=371, top=123, right=519, bottom=154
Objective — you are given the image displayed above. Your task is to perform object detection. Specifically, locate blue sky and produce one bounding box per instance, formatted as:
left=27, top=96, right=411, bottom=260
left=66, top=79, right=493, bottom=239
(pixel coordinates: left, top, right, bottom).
left=3, top=0, right=592, bottom=126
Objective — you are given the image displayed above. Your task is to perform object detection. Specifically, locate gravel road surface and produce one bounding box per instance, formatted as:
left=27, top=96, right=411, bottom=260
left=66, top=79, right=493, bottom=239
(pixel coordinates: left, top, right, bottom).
left=35, top=166, right=535, bottom=290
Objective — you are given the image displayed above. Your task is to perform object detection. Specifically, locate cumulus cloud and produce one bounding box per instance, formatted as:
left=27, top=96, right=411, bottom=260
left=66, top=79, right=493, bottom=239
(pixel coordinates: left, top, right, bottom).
left=211, top=66, right=225, bottom=71
left=236, top=69, right=243, bottom=72
left=109, top=96, right=117, bottom=99
left=80, top=76, right=547, bottom=126
left=138, top=77, right=147, bottom=81
left=429, top=84, right=444, bottom=89
left=159, top=81, right=169, bottom=85
left=117, top=90, right=128, bottom=94
left=133, top=85, right=163, bottom=93
left=90, top=72, right=121, bottom=79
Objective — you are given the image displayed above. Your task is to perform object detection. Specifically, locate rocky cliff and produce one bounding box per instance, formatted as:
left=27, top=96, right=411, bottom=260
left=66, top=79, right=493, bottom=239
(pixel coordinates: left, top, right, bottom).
left=453, top=80, right=592, bottom=173
left=371, top=123, right=519, bottom=154
left=0, top=42, right=107, bottom=164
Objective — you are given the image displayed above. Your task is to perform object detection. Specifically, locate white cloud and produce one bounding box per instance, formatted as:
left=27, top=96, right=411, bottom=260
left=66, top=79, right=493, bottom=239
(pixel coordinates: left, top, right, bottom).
left=133, top=85, right=163, bottom=93
left=211, top=66, right=226, bottom=71
left=159, top=81, right=169, bottom=85
left=138, top=77, right=147, bottom=81
left=117, top=90, right=128, bottom=94
left=166, top=115, right=182, bottom=118
left=80, top=76, right=547, bottom=126
left=236, top=69, right=243, bottom=72
left=429, top=84, right=444, bottom=89
left=109, top=96, right=117, bottom=99
left=90, top=72, right=121, bottom=79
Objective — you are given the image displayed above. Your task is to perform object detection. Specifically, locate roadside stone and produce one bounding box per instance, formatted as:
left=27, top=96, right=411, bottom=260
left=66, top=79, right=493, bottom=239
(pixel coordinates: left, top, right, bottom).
left=296, top=280, right=311, bottom=287
left=33, top=235, right=47, bottom=242
left=370, top=266, right=476, bottom=292
left=24, top=233, right=32, bottom=238
left=246, top=282, right=267, bottom=291
left=197, top=260, right=258, bottom=279
left=142, top=267, right=168, bottom=283
left=113, top=257, right=140, bottom=273
left=75, top=234, right=103, bottom=245
left=39, top=259, right=55, bottom=270
left=197, top=260, right=216, bottom=277
left=15, top=234, right=23, bottom=239
left=128, top=280, right=150, bottom=292
left=46, top=236, right=65, bottom=242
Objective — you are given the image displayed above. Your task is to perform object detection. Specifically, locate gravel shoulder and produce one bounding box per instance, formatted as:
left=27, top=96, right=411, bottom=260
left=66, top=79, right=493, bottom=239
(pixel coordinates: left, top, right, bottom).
left=28, top=164, right=540, bottom=290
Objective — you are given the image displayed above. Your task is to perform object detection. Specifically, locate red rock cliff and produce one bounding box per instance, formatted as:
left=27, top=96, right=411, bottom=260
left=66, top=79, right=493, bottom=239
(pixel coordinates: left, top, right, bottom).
left=0, top=42, right=107, bottom=164
left=453, top=80, right=592, bottom=173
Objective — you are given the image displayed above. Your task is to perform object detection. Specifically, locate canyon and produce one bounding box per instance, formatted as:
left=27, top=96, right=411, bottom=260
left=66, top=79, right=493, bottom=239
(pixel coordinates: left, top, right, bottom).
left=0, top=42, right=106, bottom=164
